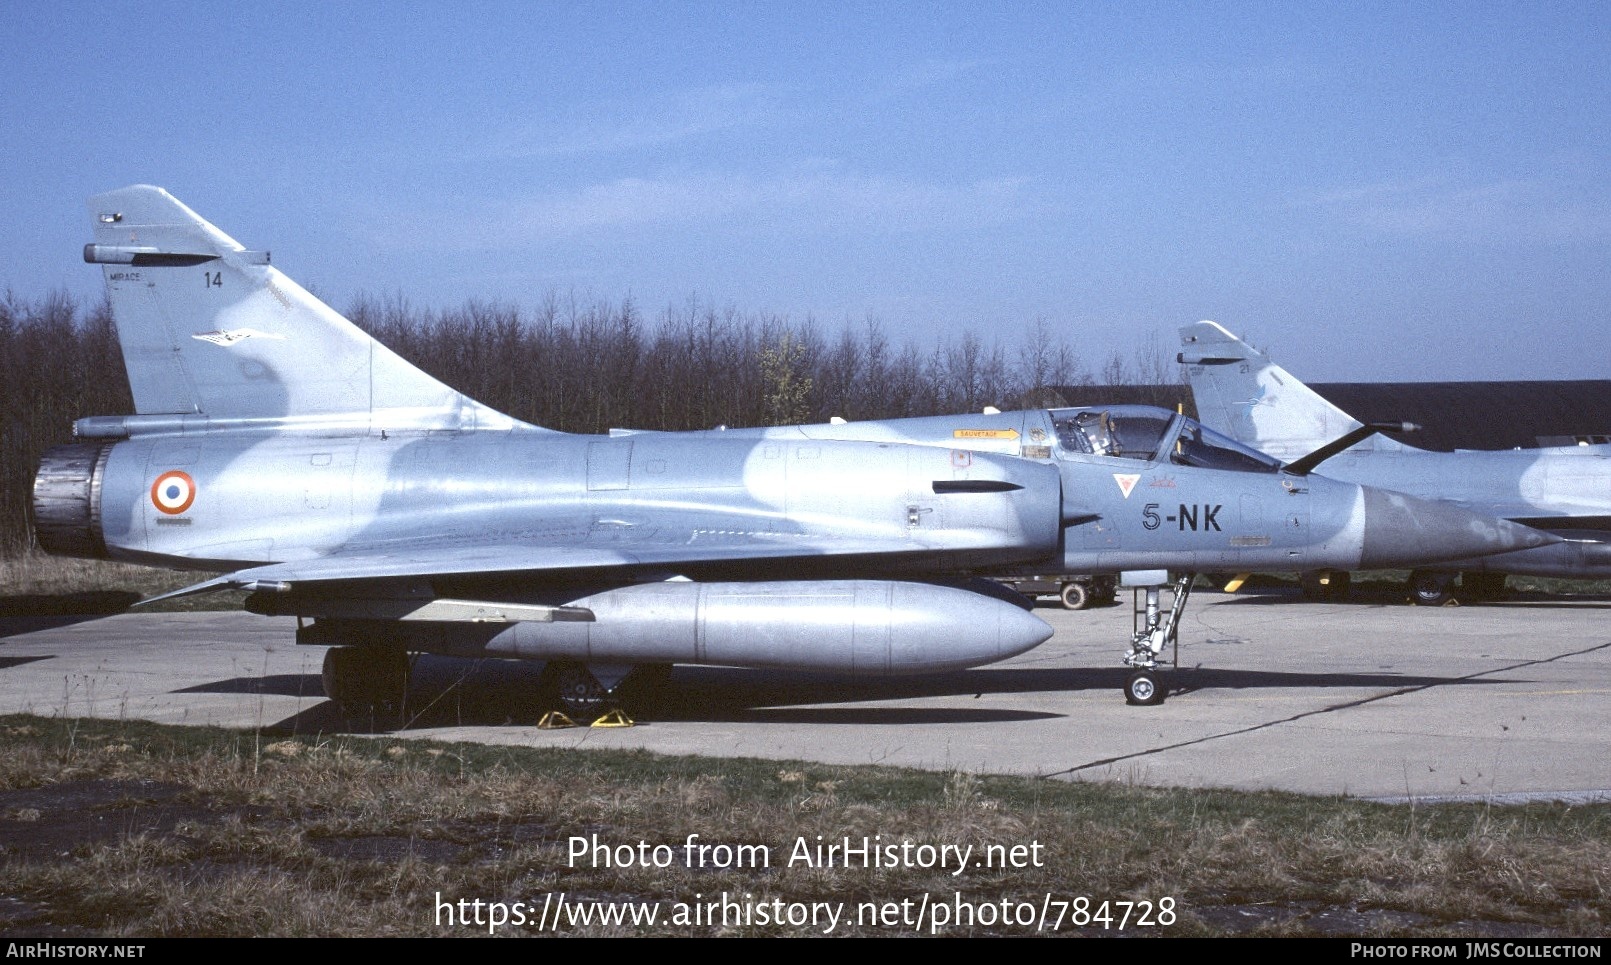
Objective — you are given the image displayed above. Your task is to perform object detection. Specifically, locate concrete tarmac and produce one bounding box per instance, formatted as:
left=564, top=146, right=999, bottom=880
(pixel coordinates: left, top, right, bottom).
left=3, top=586, right=1609, bottom=802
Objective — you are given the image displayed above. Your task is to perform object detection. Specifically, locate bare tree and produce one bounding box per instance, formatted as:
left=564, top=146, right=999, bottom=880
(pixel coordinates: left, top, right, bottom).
left=1132, top=329, right=1179, bottom=385
left=1099, top=349, right=1131, bottom=387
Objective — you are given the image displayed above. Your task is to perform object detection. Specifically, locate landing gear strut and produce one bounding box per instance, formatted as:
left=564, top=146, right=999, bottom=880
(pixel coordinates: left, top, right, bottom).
left=1121, top=573, right=1194, bottom=706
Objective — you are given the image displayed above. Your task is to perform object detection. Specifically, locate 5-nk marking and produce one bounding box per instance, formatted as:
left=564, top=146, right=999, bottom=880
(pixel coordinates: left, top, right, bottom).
left=1142, top=502, right=1221, bottom=532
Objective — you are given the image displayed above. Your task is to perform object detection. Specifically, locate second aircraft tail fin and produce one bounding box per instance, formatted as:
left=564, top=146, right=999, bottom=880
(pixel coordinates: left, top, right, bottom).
left=85, top=185, right=531, bottom=434
left=1178, top=320, right=1402, bottom=461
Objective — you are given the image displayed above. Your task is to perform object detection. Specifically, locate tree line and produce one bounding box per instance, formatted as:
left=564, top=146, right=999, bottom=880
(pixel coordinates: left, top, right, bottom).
left=0, top=287, right=1178, bottom=554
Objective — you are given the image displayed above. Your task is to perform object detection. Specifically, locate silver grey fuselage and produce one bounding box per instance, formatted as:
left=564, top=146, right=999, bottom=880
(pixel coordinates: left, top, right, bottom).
left=1181, top=319, right=1611, bottom=579
left=29, top=187, right=1560, bottom=686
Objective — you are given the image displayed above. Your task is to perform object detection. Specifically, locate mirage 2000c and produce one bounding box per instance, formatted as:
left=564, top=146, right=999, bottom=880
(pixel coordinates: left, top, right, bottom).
left=1182, top=320, right=1611, bottom=605
left=30, top=186, right=1552, bottom=717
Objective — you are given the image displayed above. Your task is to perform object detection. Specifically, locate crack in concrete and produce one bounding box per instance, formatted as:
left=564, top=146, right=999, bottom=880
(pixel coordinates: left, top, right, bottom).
left=1042, top=639, right=1611, bottom=780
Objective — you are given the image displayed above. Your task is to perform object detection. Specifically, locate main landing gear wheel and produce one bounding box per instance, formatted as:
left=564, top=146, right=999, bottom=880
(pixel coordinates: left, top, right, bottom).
left=553, top=661, right=611, bottom=717
left=1124, top=669, right=1165, bottom=706
left=1407, top=570, right=1455, bottom=606
left=322, top=646, right=410, bottom=722
left=1059, top=581, right=1090, bottom=611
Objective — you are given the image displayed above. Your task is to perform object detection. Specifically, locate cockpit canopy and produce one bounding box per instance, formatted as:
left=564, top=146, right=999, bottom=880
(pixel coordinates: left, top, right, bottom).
left=1050, top=405, right=1285, bottom=473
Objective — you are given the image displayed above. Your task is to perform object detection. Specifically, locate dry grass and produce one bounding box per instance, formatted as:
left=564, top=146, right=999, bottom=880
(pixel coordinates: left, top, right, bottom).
left=0, top=552, right=197, bottom=596
left=0, top=716, right=1606, bottom=938
left=0, top=550, right=240, bottom=613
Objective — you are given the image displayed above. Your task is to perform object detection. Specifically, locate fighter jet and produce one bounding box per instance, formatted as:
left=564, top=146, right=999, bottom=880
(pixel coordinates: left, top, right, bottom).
left=1180, top=320, right=1611, bottom=603
left=30, top=187, right=1552, bottom=717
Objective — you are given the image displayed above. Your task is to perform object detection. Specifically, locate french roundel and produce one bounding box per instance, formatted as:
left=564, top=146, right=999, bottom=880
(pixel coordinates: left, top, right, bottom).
left=150, top=470, right=197, bottom=515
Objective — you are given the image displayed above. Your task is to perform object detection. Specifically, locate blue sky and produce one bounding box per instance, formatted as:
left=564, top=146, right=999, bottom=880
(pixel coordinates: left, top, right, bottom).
left=4, top=1, right=1608, bottom=382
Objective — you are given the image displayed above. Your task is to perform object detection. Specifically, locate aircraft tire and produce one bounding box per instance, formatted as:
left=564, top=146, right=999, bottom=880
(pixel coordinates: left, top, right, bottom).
left=1124, top=669, right=1165, bottom=706
left=1407, top=570, right=1455, bottom=606
left=1059, top=582, right=1090, bottom=611
left=552, top=661, right=611, bottom=718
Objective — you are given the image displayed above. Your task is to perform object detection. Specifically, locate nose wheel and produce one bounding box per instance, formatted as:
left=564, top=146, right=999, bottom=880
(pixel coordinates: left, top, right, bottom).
left=1124, top=669, right=1164, bottom=706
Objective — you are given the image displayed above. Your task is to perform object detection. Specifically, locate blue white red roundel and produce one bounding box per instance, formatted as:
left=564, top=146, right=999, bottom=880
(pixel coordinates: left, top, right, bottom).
left=151, top=471, right=197, bottom=515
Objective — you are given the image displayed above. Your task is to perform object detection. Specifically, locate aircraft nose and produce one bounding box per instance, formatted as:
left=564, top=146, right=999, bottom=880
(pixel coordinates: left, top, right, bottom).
left=1358, top=488, right=1560, bottom=569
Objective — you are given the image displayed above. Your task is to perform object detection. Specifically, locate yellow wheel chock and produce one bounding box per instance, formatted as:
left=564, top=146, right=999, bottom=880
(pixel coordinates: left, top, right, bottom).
left=537, top=711, right=578, bottom=730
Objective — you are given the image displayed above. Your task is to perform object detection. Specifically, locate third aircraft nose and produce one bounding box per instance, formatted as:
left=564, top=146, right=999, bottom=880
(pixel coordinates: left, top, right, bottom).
left=1359, top=487, right=1560, bottom=569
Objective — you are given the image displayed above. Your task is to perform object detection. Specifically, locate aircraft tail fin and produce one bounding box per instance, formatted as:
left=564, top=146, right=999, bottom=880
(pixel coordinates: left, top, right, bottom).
left=85, top=185, right=531, bottom=433
left=1178, top=320, right=1399, bottom=460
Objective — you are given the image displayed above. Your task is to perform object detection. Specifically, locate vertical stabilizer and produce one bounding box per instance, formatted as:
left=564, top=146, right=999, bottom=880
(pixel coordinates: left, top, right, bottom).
left=85, top=185, right=532, bottom=432
left=1178, top=321, right=1403, bottom=460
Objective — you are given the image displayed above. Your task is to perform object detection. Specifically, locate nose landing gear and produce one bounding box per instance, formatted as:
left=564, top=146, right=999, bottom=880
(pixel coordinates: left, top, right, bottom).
left=1121, top=573, right=1193, bottom=706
